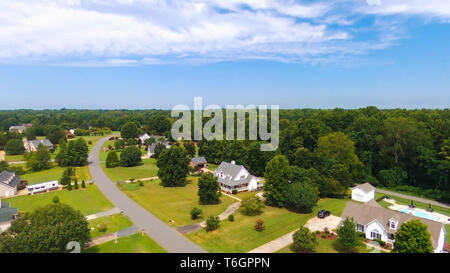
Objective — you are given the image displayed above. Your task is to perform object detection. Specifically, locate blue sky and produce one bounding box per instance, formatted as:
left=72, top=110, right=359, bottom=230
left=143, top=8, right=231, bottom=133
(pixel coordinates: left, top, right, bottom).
left=0, top=0, right=449, bottom=109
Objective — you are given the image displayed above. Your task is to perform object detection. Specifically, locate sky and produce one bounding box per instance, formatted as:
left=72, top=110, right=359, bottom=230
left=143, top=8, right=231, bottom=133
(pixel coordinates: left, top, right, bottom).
left=0, top=0, right=449, bottom=109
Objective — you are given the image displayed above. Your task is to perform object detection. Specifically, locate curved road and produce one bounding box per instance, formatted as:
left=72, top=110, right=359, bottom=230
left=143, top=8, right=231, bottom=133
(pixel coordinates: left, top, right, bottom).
left=88, top=137, right=206, bottom=253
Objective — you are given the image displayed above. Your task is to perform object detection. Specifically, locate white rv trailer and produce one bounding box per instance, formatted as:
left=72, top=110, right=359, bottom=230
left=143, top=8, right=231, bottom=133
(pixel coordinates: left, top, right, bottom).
left=27, top=181, right=59, bottom=195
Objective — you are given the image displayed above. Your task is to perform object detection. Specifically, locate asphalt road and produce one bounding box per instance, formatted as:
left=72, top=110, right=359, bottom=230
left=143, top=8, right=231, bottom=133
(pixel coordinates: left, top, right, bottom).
left=88, top=137, right=206, bottom=253
left=375, top=188, right=450, bottom=209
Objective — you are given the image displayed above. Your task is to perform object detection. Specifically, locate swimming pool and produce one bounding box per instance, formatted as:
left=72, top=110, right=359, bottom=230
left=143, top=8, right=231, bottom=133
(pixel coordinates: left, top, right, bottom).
left=399, top=209, right=441, bottom=222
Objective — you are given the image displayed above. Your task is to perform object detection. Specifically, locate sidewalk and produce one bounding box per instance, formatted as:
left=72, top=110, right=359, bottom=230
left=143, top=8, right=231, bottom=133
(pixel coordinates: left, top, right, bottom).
left=248, top=230, right=296, bottom=253
left=88, top=226, right=138, bottom=247
left=86, top=207, right=122, bottom=221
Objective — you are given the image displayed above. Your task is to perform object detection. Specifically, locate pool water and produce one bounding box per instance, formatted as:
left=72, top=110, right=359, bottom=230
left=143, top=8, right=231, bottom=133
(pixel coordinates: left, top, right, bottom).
left=399, top=209, right=440, bottom=222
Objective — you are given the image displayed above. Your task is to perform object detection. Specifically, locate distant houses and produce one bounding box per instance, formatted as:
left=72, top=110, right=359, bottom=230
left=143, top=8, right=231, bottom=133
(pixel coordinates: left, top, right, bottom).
left=145, top=135, right=171, bottom=158
left=214, top=161, right=262, bottom=193
left=9, top=125, right=27, bottom=134
left=190, top=157, right=207, bottom=172
left=0, top=171, right=21, bottom=197
left=24, top=139, right=54, bottom=152
left=0, top=198, right=18, bottom=232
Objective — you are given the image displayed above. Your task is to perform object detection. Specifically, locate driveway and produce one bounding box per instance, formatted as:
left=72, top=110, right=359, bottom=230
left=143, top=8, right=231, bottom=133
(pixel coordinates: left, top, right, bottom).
left=0, top=151, right=4, bottom=161
left=304, top=215, right=342, bottom=233
left=88, top=137, right=206, bottom=253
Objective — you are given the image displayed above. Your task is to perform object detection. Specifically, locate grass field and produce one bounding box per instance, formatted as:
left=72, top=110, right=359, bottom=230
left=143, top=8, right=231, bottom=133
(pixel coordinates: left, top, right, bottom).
left=5, top=184, right=114, bottom=215
left=84, top=233, right=167, bottom=253
left=21, top=165, right=91, bottom=184
left=446, top=224, right=450, bottom=244
left=4, top=154, right=25, bottom=162
left=276, top=237, right=376, bottom=253
left=101, top=158, right=158, bottom=182
left=186, top=198, right=349, bottom=253
left=89, top=214, right=134, bottom=238
left=119, top=177, right=236, bottom=227
left=375, top=192, right=450, bottom=216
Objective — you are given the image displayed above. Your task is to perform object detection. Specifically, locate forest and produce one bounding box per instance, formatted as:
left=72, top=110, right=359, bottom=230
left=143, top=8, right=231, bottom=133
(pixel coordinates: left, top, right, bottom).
left=0, top=107, right=448, bottom=202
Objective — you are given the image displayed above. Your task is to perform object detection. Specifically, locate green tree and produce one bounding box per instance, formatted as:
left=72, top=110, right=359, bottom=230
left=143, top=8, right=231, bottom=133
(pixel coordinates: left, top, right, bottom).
left=59, top=167, right=73, bottom=186
left=114, top=139, right=125, bottom=150
left=0, top=203, right=90, bottom=253
left=26, top=144, right=51, bottom=172
left=148, top=115, right=171, bottom=135
left=183, top=142, right=196, bottom=158
left=153, top=142, right=167, bottom=159
left=4, top=139, right=25, bottom=155
left=45, top=126, right=66, bottom=145
left=73, top=179, right=79, bottom=189
left=105, top=151, right=119, bottom=168
left=245, top=141, right=276, bottom=176
left=81, top=180, right=86, bottom=188
left=285, top=183, right=319, bottom=212
left=205, top=216, right=220, bottom=232
left=264, top=155, right=291, bottom=207
left=56, top=138, right=88, bottom=167
left=190, top=207, right=203, bottom=220
left=156, top=146, right=190, bottom=187
left=291, top=226, right=318, bottom=253
left=120, top=146, right=142, bottom=167
left=337, top=217, right=359, bottom=252
left=121, top=122, right=139, bottom=140
left=240, top=196, right=265, bottom=216
left=393, top=219, right=433, bottom=253
left=67, top=181, right=72, bottom=191
left=198, top=173, right=221, bottom=205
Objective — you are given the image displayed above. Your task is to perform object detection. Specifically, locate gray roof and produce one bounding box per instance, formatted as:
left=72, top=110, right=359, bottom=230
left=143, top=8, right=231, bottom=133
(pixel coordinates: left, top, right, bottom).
left=191, top=157, right=207, bottom=165
left=341, top=201, right=444, bottom=249
left=27, top=139, right=53, bottom=148
left=0, top=201, right=18, bottom=222
left=0, top=171, right=21, bottom=189
left=148, top=141, right=169, bottom=153
left=214, top=161, right=257, bottom=187
left=353, top=182, right=375, bottom=193
left=10, top=125, right=26, bottom=131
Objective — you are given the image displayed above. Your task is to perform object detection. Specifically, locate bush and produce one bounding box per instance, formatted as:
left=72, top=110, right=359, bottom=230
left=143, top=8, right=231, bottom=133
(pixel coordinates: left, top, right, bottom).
left=374, top=238, right=386, bottom=247
left=106, top=151, right=119, bottom=168
left=98, top=224, right=107, bottom=233
left=232, top=189, right=238, bottom=194
left=321, top=233, right=328, bottom=238
left=73, top=179, right=79, bottom=189
left=240, top=196, right=265, bottom=216
left=52, top=196, right=60, bottom=204
left=205, top=216, right=220, bottom=232
left=120, top=146, right=142, bottom=167
left=254, top=219, right=265, bottom=232
left=81, top=180, right=86, bottom=188
left=228, top=214, right=234, bottom=222
left=139, top=180, right=144, bottom=187
left=190, top=207, right=203, bottom=220
left=291, top=226, right=318, bottom=253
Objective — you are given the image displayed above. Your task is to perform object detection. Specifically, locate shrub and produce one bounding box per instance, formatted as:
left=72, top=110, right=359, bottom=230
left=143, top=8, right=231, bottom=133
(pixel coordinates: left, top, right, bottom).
left=228, top=214, right=234, bottom=222
left=190, top=207, right=203, bottom=220
left=106, top=151, right=119, bottom=168
left=321, top=233, right=328, bottom=238
left=73, top=179, right=79, bottom=190
left=240, top=196, right=265, bottom=216
left=52, top=196, right=60, bottom=204
left=291, top=226, right=318, bottom=253
left=205, top=216, right=220, bottom=232
left=254, top=219, right=265, bottom=232
left=120, top=146, right=142, bottom=167
left=139, top=180, right=144, bottom=187
left=232, top=189, right=238, bottom=194
left=81, top=180, right=86, bottom=188
left=98, top=224, right=107, bottom=233
left=374, top=238, right=386, bottom=247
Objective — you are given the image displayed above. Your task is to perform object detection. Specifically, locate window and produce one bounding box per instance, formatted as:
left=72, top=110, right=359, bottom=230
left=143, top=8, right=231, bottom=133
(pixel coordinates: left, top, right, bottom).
left=371, top=230, right=381, bottom=240
left=356, top=224, right=365, bottom=232
left=390, top=221, right=396, bottom=229
left=388, top=233, right=395, bottom=240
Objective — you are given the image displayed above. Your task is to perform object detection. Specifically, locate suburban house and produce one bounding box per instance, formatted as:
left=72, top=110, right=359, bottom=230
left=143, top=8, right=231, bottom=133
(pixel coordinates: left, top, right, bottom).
left=190, top=157, right=207, bottom=172
left=147, top=138, right=171, bottom=157
left=65, top=129, right=75, bottom=139
left=341, top=201, right=447, bottom=253
left=139, top=133, right=151, bottom=144
left=9, top=125, right=27, bottom=134
left=0, top=198, right=18, bottom=232
left=214, top=161, right=262, bottom=193
left=351, top=182, right=375, bottom=203
left=0, top=171, right=21, bottom=197
left=28, top=181, right=59, bottom=195
left=24, top=139, right=54, bottom=152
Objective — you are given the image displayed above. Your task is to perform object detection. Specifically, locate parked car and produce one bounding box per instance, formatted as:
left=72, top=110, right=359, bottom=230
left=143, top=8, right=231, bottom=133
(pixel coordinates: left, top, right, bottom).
left=317, top=210, right=331, bottom=219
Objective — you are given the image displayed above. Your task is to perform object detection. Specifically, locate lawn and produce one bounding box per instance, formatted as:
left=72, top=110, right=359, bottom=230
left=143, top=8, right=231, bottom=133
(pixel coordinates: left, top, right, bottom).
left=84, top=233, right=167, bottom=253
left=5, top=154, right=25, bottom=162
left=276, top=237, right=376, bottom=253
left=375, top=192, right=450, bottom=217
left=446, top=224, right=450, bottom=244
left=89, top=214, right=133, bottom=238
left=21, top=165, right=91, bottom=184
left=119, top=177, right=236, bottom=227
left=102, top=158, right=158, bottom=182
left=5, top=184, right=114, bottom=215
left=186, top=198, right=349, bottom=253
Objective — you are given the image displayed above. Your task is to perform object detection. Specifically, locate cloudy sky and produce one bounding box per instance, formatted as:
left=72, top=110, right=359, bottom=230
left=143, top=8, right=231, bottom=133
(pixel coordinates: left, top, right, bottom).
left=0, top=0, right=449, bottom=109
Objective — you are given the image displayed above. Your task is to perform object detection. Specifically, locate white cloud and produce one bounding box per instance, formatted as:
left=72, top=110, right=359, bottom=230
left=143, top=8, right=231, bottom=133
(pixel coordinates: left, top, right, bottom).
left=0, top=0, right=447, bottom=65
left=360, top=0, right=450, bottom=18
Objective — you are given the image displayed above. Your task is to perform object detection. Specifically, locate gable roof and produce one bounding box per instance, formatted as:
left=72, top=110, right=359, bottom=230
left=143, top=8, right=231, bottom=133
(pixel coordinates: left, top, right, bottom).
left=214, top=161, right=257, bottom=187
left=191, top=157, right=207, bottom=165
left=341, top=201, right=444, bottom=249
left=352, top=182, right=375, bottom=193
left=9, top=125, right=26, bottom=131
left=0, top=201, right=18, bottom=222
left=0, top=171, right=21, bottom=189
left=215, top=161, right=245, bottom=179
left=27, top=139, right=53, bottom=148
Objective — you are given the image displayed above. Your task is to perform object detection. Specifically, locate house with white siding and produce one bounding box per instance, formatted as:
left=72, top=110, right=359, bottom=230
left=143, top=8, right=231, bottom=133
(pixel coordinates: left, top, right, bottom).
left=0, top=171, right=21, bottom=197
left=351, top=182, right=375, bottom=203
left=214, top=161, right=262, bottom=193
left=24, top=139, right=54, bottom=152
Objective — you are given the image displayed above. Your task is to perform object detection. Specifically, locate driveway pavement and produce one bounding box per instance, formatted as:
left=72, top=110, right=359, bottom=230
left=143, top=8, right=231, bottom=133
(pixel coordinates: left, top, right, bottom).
left=88, top=137, right=206, bottom=253
left=304, top=215, right=342, bottom=233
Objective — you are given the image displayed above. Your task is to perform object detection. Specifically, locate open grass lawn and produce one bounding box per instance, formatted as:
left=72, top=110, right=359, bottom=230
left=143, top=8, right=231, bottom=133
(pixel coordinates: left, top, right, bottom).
left=102, top=158, right=158, bottom=182
left=276, top=237, right=376, bottom=253
left=119, top=177, right=236, bottom=227
left=375, top=192, right=450, bottom=217
left=89, top=214, right=133, bottom=238
left=186, top=198, right=349, bottom=253
left=21, top=165, right=91, bottom=184
left=5, top=184, right=114, bottom=215
left=84, top=233, right=167, bottom=253
left=5, top=154, right=25, bottom=162
left=446, top=225, right=450, bottom=244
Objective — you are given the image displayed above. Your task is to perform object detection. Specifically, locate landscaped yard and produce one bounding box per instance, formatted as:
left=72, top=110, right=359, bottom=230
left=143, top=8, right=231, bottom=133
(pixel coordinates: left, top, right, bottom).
left=84, top=233, right=167, bottom=253
left=5, top=184, right=114, bottom=215
left=119, top=177, right=236, bottom=227
left=21, top=165, right=91, bottom=184
left=186, top=198, right=349, bottom=253
left=89, top=214, right=133, bottom=238
left=275, top=237, right=375, bottom=253
left=101, top=158, right=158, bottom=182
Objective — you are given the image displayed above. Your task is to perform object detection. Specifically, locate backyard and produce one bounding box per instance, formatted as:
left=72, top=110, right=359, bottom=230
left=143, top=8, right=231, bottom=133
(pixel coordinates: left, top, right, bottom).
left=5, top=184, right=114, bottom=215
left=119, top=177, right=236, bottom=227
left=84, top=233, right=166, bottom=253
left=186, top=198, right=349, bottom=253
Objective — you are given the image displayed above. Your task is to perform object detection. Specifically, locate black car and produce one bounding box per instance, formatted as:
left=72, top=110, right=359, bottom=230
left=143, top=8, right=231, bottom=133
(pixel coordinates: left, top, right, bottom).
left=317, top=210, right=331, bottom=219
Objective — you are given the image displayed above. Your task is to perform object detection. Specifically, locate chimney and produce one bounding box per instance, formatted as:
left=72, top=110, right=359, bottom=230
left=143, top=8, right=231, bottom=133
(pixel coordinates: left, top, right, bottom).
left=231, top=160, right=235, bottom=165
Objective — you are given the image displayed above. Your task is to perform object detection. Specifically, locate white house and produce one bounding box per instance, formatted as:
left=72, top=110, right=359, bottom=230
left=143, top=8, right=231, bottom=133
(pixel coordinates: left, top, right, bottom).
left=0, top=198, right=18, bottom=232
left=27, top=181, right=59, bottom=195
left=214, top=161, right=262, bottom=193
left=341, top=201, right=447, bottom=253
left=147, top=140, right=171, bottom=158
left=351, top=182, right=375, bottom=203
left=9, top=125, right=27, bottom=134
left=139, top=133, right=151, bottom=144
left=0, top=171, right=21, bottom=197
left=24, top=139, right=54, bottom=152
